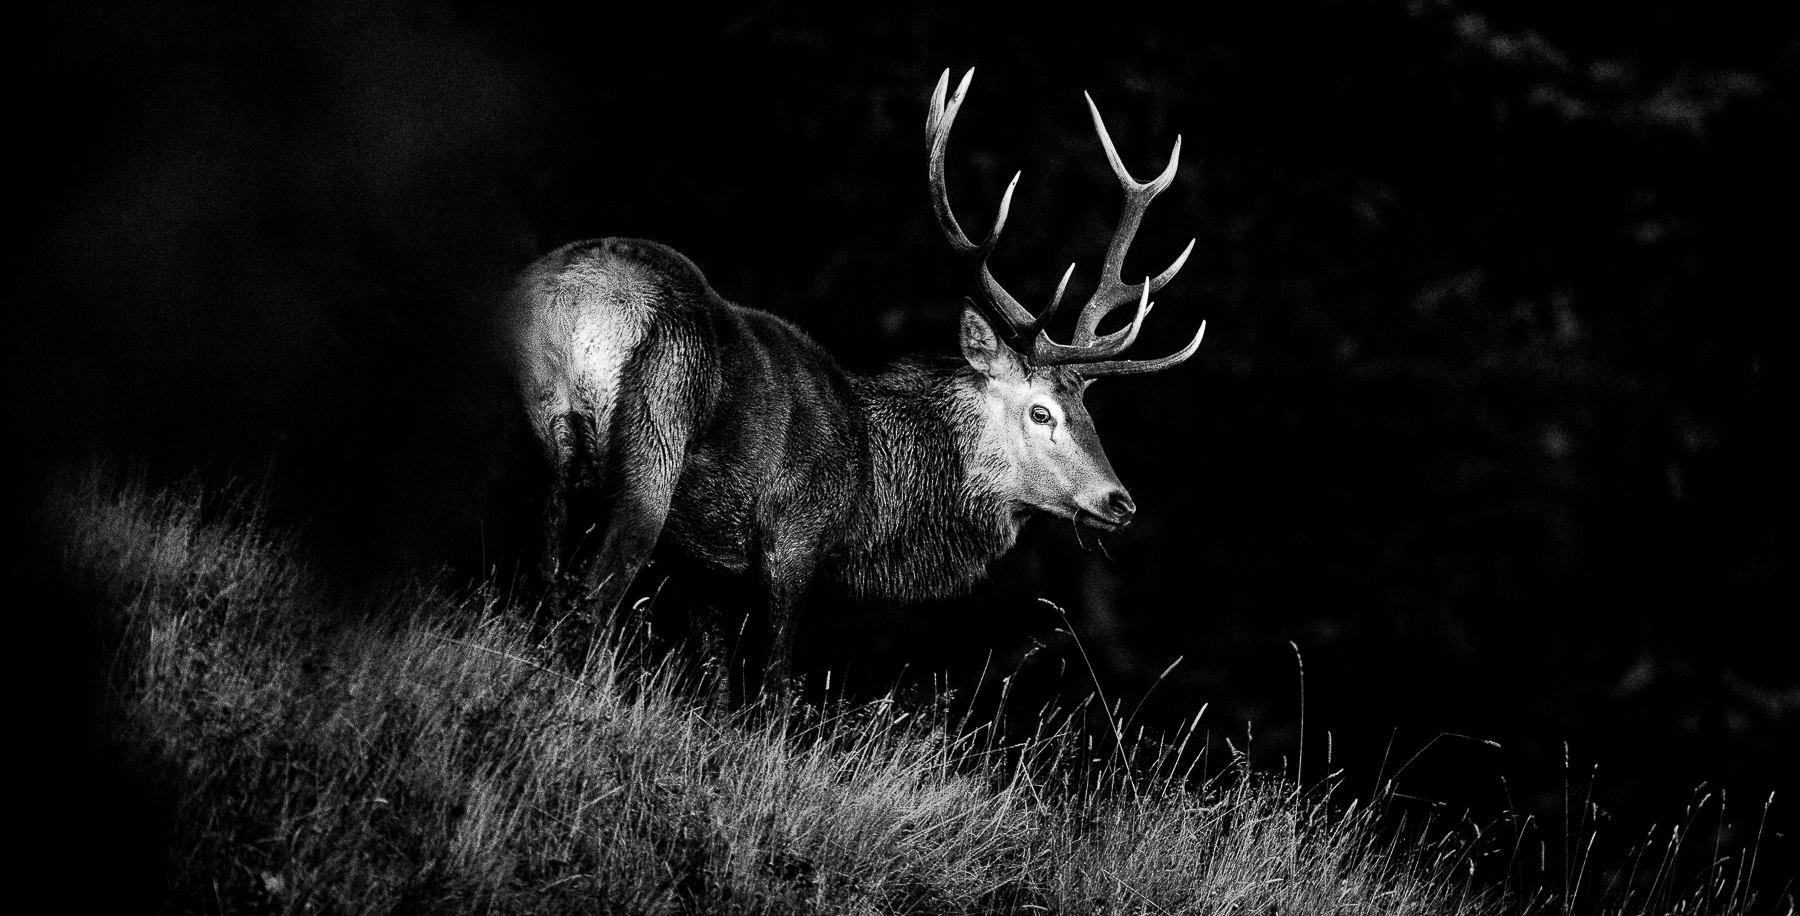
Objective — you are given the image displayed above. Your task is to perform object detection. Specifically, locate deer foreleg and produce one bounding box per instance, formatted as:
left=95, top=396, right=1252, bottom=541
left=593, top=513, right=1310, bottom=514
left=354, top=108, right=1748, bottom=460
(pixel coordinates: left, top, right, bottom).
left=694, top=593, right=731, bottom=709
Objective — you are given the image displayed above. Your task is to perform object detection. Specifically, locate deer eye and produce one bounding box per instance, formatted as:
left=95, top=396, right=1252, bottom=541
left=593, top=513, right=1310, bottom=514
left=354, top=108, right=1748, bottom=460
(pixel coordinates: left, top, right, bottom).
left=1029, top=405, right=1053, bottom=425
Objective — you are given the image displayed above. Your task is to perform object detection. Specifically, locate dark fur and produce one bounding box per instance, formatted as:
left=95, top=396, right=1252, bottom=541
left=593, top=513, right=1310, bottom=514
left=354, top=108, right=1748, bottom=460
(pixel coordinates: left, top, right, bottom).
left=832, top=361, right=1019, bottom=598
left=510, top=238, right=1023, bottom=688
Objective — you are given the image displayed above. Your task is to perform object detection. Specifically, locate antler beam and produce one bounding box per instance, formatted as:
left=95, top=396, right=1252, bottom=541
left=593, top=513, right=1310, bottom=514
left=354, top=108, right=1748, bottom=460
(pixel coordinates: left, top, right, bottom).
left=1066, top=95, right=1195, bottom=349
left=927, top=69, right=1045, bottom=348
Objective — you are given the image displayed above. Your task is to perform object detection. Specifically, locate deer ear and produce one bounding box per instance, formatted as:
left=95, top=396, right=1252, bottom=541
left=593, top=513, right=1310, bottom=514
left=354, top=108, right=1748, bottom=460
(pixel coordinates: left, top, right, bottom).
left=959, top=300, right=1028, bottom=382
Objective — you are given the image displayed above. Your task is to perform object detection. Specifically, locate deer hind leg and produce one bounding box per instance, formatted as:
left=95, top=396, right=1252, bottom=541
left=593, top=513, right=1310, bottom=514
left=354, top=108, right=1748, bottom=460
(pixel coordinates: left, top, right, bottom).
left=533, top=412, right=578, bottom=614
left=758, top=535, right=823, bottom=703
left=571, top=362, right=694, bottom=636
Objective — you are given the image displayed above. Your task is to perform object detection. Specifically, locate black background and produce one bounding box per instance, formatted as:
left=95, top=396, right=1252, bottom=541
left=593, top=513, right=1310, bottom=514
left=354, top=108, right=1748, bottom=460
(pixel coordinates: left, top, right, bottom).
left=12, top=0, right=1797, bottom=907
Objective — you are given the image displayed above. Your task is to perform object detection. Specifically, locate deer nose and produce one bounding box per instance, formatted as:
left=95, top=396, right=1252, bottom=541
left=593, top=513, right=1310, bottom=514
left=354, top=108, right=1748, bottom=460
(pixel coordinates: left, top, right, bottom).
left=1105, top=490, right=1137, bottom=526
left=1079, top=488, right=1135, bottom=531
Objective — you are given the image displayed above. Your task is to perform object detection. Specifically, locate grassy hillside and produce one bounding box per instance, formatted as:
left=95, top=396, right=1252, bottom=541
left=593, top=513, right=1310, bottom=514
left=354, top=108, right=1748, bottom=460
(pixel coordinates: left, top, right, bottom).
left=49, top=469, right=1779, bottom=914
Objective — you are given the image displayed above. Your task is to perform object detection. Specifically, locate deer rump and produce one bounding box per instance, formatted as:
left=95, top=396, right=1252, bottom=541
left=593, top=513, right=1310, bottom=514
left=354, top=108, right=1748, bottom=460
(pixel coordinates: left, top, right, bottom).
left=510, top=237, right=1018, bottom=683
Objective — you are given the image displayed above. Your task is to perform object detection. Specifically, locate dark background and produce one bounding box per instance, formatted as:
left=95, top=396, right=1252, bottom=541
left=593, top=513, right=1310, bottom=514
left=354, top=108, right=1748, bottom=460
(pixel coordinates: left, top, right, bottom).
left=12, top=0, right=1796, bottom=907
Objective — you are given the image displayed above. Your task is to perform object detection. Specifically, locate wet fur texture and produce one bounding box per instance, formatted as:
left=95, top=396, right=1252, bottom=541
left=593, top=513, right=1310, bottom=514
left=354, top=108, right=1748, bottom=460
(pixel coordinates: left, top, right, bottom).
left=509, top=238, right=1026, bottom=686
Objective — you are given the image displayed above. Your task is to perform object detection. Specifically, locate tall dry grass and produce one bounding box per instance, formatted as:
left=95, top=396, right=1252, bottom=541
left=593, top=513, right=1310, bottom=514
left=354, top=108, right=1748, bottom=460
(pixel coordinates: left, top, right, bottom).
left=49, top=467, right=1783, bottom=914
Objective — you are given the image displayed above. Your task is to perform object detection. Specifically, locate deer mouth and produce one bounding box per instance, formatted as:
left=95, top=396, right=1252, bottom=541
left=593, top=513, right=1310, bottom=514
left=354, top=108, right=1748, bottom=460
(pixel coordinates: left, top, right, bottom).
left=1076, top=509, right=1130, bottom=533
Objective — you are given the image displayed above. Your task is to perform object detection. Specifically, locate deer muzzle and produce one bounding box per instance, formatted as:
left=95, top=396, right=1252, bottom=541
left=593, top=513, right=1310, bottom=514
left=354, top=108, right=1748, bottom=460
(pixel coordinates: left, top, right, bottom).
left=1077, top=488, right=1136, bottom=532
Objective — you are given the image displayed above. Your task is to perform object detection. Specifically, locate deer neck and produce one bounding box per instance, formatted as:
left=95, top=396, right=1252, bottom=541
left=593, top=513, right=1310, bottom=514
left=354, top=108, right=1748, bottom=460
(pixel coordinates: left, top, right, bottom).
left=830, top=358, right=1021, bottom=601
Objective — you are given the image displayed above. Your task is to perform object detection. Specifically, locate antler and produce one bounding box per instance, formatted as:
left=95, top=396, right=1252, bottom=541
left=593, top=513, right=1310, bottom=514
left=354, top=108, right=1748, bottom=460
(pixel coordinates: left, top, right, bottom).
left=927, top=69, right=1068, bottom=350
left=927, top=70, right=1206, bottom=376
left=1030, top=92, right=1205, bottom=376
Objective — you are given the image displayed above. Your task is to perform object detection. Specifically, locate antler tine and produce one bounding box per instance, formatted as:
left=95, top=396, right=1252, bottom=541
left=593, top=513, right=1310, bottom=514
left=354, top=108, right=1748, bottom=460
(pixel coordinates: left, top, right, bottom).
left=1034, top=262, right=1077, bottom=332
left=926, top=68, right=1040, bottom=345
left=1072, top=92, right=1189, bottom=346
left=1077, top=320, right=1208, bottom=377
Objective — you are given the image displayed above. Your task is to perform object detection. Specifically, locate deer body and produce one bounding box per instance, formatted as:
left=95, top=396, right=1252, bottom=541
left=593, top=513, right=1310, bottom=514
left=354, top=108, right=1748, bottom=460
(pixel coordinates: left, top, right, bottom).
left=514, top=70, right=1206, bottom=690
left=512, top=238, right=1031, bottom=684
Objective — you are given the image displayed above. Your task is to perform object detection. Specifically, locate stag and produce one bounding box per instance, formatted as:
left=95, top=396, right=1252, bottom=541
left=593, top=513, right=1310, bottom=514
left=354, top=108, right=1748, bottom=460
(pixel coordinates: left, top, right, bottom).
left=508, top=69, right=1205, bottom=690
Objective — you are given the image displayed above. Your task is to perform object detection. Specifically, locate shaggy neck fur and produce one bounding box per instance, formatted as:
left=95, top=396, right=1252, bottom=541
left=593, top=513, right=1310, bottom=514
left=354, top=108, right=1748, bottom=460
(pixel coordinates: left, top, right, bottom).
left=828, top=357, right=1021, bottom=601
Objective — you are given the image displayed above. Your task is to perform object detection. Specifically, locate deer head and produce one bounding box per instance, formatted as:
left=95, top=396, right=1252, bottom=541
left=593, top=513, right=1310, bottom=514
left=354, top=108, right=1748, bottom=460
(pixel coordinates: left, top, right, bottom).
left=929, top=68, right=1206, bottom=532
